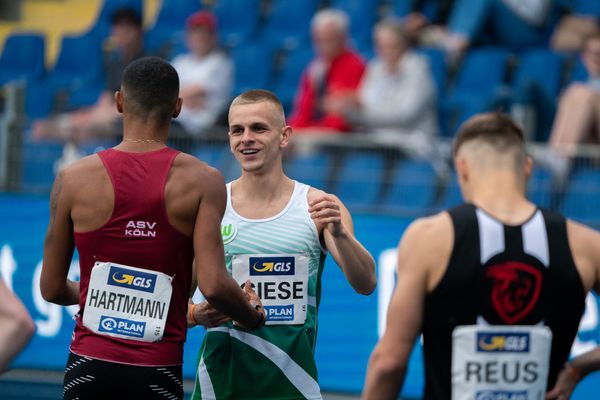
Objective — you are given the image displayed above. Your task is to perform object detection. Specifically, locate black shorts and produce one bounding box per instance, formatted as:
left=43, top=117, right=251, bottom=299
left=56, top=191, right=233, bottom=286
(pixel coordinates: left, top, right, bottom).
left=63, top=352, right=183, bottom=400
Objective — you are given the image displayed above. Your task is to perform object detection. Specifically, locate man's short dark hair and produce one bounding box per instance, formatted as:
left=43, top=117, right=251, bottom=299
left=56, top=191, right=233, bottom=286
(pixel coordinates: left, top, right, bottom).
left=111, top=7, right=142, bottom=27
left=453, top=112, right=525, bottom=157
left=121, top=56, right=179, bottom=121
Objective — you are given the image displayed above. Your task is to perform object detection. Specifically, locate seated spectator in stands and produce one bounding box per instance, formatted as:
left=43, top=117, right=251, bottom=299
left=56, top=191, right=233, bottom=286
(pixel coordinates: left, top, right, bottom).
left=342, top=19, right=438, bottom=145
left=402, top=0, right=455, bottom=47
left=545, top=33, right=600, bottom=181
left=444, top=0, right=567, bottom=61
left=288, top=9, right=365, bottom=134
left=171, top=11, right=232, bottom=138
left=32, top=8, right=145, bottom=146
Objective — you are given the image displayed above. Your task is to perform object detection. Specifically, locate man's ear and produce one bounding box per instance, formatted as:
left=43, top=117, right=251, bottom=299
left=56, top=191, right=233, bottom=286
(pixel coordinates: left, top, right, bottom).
left=455, top=156, right=468, bottom=184
left=524, top=156, right=533, bottom=180
left=115, top=91, right=124, bottom=114
left=280, top=126, right=293, bottom=148
left=173, top=97, right=183, bottom=118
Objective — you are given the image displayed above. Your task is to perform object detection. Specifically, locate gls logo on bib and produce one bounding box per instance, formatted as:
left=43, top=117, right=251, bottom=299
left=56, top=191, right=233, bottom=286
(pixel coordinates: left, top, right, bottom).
left=477, top=332, right=530, bottom=353
left=107, top=266, right=157, bottom=293
left=250, top=257, right=295, bottom=276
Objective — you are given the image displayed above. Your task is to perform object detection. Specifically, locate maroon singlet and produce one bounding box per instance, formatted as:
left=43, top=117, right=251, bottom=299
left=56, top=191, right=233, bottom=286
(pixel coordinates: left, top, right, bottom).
left=71, top=147, right=194, bottom=366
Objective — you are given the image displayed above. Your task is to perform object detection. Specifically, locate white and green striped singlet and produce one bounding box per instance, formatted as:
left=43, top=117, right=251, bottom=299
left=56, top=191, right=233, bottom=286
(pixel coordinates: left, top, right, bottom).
left=192, top=180, right=326, bottom=400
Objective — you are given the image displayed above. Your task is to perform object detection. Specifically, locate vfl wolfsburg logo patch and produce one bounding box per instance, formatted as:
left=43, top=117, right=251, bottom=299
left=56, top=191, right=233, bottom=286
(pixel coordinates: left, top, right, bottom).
left=221, top=223, right=238, bottom=244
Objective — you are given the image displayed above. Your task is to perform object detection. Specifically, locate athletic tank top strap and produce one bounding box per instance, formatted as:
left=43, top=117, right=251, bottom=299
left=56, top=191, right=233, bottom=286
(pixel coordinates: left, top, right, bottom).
left=98, top=147, right=179, bottom=224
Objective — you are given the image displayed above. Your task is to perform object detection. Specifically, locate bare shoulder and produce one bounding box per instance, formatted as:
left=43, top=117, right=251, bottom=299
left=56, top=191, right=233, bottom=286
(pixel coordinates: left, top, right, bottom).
left=172, top=152, right=225, bottom=187
left=404, top=211, right=452, bottom=241
left=566, top=219, right=600, bottom=262
left=56, top=154, right=105, bottom=189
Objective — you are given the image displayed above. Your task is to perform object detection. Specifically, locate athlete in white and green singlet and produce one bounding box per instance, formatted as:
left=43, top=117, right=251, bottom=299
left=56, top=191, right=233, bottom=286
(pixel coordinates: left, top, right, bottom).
left=189, top=90, right=377, bottom=399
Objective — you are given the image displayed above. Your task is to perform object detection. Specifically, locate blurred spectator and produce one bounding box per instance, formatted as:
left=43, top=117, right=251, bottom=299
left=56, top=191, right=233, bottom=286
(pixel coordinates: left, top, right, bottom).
left=546, top=33, right=600, bottom=181
left=342, top=19, right=438, bottom=145
left=403, top=0, right=455, bottom=47
left=171, top=11, right=233, bottom=138
left=288, top=9, right=365, bottom=134
left=445, top=0, right=567, bottom=60
left=32, top=8, right=146, bottom=148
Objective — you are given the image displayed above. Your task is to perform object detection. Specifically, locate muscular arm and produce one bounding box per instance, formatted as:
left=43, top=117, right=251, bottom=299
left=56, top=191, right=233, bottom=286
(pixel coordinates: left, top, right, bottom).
left=40, top=170, right=79, bottom=305
left=194, top=168, right=263, bottom=328
left=0, top=279, right=35, bottom=372
left=362, top=213, right=452, bottom=399
left=309, top=190, right=376, bottom=295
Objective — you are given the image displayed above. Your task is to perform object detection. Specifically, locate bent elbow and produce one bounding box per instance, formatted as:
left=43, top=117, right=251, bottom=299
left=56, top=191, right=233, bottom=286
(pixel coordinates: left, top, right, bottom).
left=17, top=312, right=36, bottom=340
left=370, top=349, right=407, bottom=380
left=354, top=272, right=377, bottom=296
left=40, top=283, right=61, bottom=304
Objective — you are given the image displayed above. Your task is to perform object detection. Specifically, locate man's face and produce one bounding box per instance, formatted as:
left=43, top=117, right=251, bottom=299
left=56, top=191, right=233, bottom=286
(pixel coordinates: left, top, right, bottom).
left=111, top=22, right=142, bottom=53
left=583, top=38, right=600, bottom=77
left=186, top=26, right=215, bottom=57
left=375, top=28, right=406, bottom=66
left=228, top=102, right=287, bottom=173
left=312, top=22, right=345, bottom=61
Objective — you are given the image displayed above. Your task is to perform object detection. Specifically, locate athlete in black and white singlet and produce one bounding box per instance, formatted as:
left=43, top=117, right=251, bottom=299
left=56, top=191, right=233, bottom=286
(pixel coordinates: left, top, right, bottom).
left=422, top=203, right=586, bottom=400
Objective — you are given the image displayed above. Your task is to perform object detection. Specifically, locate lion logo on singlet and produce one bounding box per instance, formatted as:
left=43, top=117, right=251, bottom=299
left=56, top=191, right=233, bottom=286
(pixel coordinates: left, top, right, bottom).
left=486, top=261, right=542, bottom=324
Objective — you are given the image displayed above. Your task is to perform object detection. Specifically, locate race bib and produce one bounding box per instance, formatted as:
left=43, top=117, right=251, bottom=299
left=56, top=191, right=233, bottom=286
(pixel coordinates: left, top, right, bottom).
left=82, top=262, right=173, bottom=342
left=232, top=254, right=308, bottom=325
left=452, top=325, right=552, bottom=400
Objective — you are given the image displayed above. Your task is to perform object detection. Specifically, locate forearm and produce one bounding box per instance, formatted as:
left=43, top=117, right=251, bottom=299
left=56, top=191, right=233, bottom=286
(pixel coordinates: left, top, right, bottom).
left=0, top=310, right=35, bottom=372
left=200, top=275, right=261, bottom=328
left=330, top=232, right=376, bottom=294
left=362, top=346, right=407, bottom=400
left=42, top=280, right=79, bottom=306
left=570, top=348, right=600, bottom=379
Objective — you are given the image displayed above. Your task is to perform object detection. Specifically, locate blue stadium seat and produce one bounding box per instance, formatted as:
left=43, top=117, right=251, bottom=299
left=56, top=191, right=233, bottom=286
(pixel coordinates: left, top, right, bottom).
left=568, top=56, right=588, bottom=83
left=384, top=159, right=437, bottom=210
left=442, top=47, right=511, bottom=135
left=285, top=151, right=332, bottom=190
left=272, top=47, right=314, bottom=113
left=0, top=33, right=46, bottom=85
left=192, top=144, right=230, bottom=170
left=88, top=0, right=143, bottom=37
left=231, top=42, right=276, bottom=95
left=438, top=173, right=462, bottom=210
left=153, top=0, right=202, bottom=30
left=261, top=0, right=318, bottom=51
left=572, top=0, right=600, bottom=17
left=527, top=166, right=554, bottom=208
left=21, top=141, right=63, bottom=191
left=511, top=48, right=565, bottom=141
left=47, top=33, right=105, bottom=109
left=331, top=151, right=385, bottom=207
left=560, top=167, right=600, bottom=224
left=417, top=47, right=447, bottom=94
left=330, top=0, right=381, bottom=52
left=214, top=0, right=261, bottom=48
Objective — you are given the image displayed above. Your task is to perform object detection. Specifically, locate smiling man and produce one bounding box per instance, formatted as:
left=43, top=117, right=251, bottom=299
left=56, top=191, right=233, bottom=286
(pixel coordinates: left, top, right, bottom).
left=190, top=89, right=376, bottom=400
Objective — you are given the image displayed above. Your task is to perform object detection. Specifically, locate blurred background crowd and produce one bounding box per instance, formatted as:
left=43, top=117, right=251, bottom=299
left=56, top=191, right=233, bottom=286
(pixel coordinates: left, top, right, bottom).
left=0, top=0, right=599, bottom=226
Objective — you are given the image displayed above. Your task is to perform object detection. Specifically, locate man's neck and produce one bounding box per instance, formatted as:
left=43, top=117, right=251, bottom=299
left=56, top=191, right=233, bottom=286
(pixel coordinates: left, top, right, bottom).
left=119, top=118, right=169, bottom=150
left=230, top=166, right=296, bottom=219
left=467, top=174, right=535, bottom=225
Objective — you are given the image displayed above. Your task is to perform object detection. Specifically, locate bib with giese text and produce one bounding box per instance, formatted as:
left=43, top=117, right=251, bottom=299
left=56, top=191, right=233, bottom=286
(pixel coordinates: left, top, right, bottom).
left=232, top=254, right=308, bottom=325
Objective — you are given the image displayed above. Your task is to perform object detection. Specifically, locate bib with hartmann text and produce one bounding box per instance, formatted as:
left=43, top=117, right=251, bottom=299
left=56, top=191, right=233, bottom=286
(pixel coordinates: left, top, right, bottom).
left=232, top=254, right=308, bottom=325
left=82, top=262, right=173, bottom=342
left=452, top=325, right=552, bottom=400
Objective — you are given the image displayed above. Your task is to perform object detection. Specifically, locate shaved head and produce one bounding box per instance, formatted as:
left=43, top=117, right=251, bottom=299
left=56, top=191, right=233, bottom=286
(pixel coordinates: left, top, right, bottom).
left=229, top=89, right=286, bottom=128
left=453, top=112, right=528, bottom=173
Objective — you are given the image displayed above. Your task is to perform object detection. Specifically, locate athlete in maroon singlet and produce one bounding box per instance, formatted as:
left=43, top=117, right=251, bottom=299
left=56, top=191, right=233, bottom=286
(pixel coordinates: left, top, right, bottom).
left=39, top=57, right=264, bottom=400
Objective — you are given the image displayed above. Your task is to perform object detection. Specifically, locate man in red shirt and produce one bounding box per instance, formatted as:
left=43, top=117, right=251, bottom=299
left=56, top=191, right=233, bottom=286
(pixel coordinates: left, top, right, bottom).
left=289, top=9, right=366, bottom=134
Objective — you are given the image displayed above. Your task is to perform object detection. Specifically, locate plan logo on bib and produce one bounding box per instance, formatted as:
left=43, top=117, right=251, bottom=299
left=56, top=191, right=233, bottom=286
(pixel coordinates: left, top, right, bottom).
left=475, top=391, right=527, bottom=400
left=99, top=315, right=146, bottom=338
left=486, top=261, right=541, bottom=324
left=107, top=266, right=157, bottom=293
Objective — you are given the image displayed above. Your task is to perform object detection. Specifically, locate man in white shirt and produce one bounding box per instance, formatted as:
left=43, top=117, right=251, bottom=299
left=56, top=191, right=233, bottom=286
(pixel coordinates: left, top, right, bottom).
left=171, top=11, right=233, bottom=137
